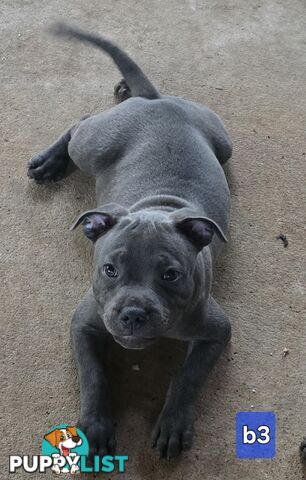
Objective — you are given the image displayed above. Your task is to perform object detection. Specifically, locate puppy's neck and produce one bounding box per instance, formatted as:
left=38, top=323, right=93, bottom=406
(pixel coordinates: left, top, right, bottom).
left=129, top=195, right=191, bottom=213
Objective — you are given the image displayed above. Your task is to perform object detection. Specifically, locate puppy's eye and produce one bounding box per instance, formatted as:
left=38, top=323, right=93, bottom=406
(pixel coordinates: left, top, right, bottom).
left=162, top=268, right=181, bottom=282
left=103, top=263, right=118, bottom=278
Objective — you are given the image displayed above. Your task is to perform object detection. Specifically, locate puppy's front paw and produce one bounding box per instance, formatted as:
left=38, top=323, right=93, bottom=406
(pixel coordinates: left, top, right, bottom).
left=78, top=417, right=116, bottom=463
left=152, top=407, right=194, bottom=459
left=51, top=464, right=61, bottom=474
left=70, top=464, right=79, bottom=474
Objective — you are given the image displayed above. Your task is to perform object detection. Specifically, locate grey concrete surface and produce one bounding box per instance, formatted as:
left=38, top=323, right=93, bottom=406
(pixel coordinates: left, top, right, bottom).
left=1, top=0, right=306, bottom=478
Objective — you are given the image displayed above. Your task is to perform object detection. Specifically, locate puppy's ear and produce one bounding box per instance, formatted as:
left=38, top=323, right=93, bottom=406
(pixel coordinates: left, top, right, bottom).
left=66, top=426, right=78, bottom=437
left=70, top=203, right=128, bottom=242
left=44, top=429, right=60, bottom=448
left=172, top=210, right=227, bottom=250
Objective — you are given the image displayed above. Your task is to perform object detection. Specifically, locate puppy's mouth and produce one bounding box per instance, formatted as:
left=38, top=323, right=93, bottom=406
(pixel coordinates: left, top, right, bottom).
left=113, top=335, right=156, bottom=350
left=61, top=446, right=70, bottom=457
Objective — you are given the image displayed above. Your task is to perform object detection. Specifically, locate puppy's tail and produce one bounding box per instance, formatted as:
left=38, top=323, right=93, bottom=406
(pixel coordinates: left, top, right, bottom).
left=51, top=23, right=160, bottom=100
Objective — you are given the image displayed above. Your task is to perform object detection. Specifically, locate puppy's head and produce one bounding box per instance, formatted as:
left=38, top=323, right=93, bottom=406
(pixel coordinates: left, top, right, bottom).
left=44, top=426, right=82, bottom=453
left=72, top=203, right=226, bottom=349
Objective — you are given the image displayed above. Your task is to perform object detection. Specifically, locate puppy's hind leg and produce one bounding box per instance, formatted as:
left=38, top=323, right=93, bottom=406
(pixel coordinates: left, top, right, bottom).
left=114, top=79, right=131, bottom=103
left=27, top=116, right=89, bottom=184
left=28, top=127, right=74, bottom=184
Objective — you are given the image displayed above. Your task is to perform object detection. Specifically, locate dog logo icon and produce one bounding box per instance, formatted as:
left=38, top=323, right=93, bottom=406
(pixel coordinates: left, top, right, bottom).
left=42, top=425, right=88, bottom=474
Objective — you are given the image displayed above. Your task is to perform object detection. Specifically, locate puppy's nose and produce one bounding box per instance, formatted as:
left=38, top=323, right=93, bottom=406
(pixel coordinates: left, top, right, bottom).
left=119, top=307, right=147, bottom=331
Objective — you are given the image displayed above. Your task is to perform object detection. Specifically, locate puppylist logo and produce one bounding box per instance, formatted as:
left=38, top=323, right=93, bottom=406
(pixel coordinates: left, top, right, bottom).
left=9, top=424, right=128, bottom=475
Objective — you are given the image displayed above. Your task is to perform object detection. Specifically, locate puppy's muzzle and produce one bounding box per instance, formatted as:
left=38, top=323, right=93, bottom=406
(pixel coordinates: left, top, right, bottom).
left=119, top=306, right=148, bottom=334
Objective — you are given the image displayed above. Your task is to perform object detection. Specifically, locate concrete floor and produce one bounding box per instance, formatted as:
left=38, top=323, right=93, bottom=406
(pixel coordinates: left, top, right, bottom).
left=1, top=0, right=306, bottom=478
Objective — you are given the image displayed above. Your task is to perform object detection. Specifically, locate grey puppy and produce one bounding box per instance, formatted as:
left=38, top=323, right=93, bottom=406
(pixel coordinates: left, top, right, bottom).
left=28, top=24, right=233, bottom=460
